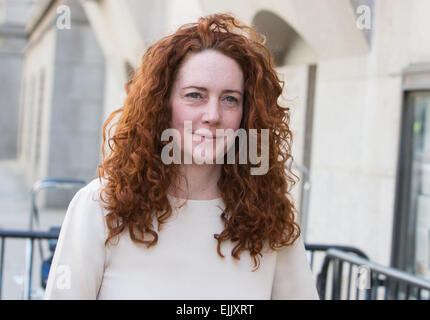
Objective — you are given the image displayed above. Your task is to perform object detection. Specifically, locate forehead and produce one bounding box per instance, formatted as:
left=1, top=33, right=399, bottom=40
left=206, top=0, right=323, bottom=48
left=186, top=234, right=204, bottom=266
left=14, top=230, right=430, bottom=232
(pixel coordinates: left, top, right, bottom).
left=174, top=49, right=244, bottom=90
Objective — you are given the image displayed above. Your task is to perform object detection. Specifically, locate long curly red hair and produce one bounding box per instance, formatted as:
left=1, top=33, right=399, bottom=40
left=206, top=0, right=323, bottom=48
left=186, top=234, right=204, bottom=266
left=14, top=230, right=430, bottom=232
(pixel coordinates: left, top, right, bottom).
left=98, top=13, right=301, bottom=271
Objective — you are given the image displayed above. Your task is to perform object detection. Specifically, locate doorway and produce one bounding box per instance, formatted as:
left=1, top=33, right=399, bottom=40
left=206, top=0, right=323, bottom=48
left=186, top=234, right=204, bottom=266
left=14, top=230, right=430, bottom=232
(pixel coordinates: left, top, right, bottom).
left=393, top=90, right=430, bottom=280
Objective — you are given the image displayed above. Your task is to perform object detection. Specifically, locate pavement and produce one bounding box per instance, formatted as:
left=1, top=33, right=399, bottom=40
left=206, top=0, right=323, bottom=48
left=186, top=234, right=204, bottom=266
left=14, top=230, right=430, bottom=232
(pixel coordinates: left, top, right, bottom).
left=0, top=160, right=68, bottom=300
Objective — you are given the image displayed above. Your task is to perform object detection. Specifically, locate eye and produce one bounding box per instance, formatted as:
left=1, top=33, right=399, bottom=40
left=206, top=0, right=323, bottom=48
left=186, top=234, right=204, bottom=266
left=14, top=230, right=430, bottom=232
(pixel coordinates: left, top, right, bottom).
left=185, top=92, right=203, bottom=99
left=224, top=96, right=239, bottom=104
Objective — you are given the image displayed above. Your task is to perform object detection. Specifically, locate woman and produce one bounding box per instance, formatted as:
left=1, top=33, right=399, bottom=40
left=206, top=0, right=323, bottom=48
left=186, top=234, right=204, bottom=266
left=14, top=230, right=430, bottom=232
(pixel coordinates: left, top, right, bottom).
left=45, top=13, right=319, bottom=300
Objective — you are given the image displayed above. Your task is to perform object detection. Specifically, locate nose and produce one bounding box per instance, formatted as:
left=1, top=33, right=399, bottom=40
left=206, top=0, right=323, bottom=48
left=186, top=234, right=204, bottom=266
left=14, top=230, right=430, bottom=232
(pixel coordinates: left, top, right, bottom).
left=201, top=97, right=221, bottom=124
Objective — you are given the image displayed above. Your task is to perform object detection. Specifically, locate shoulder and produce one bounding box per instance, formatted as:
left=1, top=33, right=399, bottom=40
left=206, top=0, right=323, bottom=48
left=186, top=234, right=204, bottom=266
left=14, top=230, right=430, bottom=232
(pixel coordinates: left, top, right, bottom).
left=82, top=177, right=104, bottom=197
left=82, top=177, right=105, bottom=194
left=70, top=177, right=108, bottom=218
left=56, top=177, right=110, bottom=243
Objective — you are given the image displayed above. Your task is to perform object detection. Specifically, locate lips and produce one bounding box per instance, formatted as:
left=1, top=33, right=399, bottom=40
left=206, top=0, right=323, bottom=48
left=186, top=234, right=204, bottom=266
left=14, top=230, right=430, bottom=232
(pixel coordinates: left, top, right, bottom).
left=192, top=130, right=223, bottom=139
left=192, top=134, right=219, bottom=143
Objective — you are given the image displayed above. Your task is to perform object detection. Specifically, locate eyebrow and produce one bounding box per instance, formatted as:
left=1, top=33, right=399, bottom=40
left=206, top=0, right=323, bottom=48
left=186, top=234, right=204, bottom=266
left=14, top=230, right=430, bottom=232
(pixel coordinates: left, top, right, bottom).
left=182, top=86, right=243, bottom=95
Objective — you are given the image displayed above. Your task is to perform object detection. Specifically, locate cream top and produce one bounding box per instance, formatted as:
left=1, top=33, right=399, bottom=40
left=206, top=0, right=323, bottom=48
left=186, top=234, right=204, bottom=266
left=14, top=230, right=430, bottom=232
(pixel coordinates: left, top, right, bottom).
left=44, top=178, right=319, bottom=300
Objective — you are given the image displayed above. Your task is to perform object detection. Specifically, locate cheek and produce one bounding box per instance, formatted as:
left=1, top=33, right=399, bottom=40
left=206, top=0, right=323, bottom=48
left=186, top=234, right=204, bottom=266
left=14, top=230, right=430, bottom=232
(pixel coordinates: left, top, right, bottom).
left=170, top=102, right=197, bottom=152
left=171, top=103, right=192, bottom=131
left=172, top=103, right=197, bottom=129
left=228, top=108, right=244, bottom=130
left=170, top=102, right=181, bottom=126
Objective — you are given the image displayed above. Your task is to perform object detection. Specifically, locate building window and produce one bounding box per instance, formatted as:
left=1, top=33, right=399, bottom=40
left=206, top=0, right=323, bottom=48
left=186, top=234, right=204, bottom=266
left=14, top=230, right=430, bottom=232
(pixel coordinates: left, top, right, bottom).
left=34, top=68, right=45, bottom=171
left=26, top=73, right=36, bottom=163
left=393, top=65, right=430, bottom=281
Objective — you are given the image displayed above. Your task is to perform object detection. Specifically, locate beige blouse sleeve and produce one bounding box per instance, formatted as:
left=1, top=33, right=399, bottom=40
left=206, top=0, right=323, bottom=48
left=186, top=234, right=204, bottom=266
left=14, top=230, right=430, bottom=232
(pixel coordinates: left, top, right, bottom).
left=271, top=234, right=320, bottom=300
left=44, top=181, right=107, bottom=300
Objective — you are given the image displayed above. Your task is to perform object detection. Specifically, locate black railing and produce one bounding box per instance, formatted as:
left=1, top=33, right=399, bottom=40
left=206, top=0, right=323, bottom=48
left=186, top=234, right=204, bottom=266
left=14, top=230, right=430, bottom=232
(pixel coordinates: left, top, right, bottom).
left=0, top=228, right=60, bottom=299
left=304, top=243, right=370, bottom=299
left=317, top=248, right=430, bottom=300
left=304, top=243, right=369, bottom=270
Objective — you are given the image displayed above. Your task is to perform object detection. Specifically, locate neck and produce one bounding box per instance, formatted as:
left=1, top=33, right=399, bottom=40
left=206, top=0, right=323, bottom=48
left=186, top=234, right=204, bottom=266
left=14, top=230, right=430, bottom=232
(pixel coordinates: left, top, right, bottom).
left=168, top=163, right=222, bottom=200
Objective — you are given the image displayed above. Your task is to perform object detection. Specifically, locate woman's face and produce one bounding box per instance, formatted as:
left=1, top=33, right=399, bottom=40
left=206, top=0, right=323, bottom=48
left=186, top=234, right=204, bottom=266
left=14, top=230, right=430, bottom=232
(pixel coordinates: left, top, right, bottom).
left=169, top=49, right=244, bottom=164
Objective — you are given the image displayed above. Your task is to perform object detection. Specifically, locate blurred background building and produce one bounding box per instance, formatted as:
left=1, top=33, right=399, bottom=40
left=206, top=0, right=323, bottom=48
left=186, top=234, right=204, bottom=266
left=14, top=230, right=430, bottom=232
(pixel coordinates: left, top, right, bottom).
left=1, top=0, right=430, bottom=291
left=0, top=0, right=35, bottom=160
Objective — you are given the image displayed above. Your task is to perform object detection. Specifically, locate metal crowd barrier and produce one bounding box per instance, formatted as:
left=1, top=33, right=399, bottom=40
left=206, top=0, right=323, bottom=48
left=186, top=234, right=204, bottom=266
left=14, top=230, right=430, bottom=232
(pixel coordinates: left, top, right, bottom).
left=0, top=228, right=60, bottom=299
left=304, top=243, right=370, bottom=299
left=25, top=178, right=86, bottom=300
left=316, top=248, right=430, bottom=300
left=0, top=178, right=86, bottom=300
